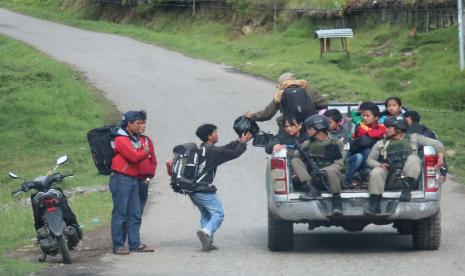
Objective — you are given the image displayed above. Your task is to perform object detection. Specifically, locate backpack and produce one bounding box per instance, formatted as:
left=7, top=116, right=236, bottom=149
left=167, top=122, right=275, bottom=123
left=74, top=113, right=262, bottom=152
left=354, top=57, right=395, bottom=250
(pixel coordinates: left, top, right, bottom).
left=87, top=125, right=116, bottom=175
left=280, top=87, right=316, bottom=122
left=170, top=143, right=211, bottom=194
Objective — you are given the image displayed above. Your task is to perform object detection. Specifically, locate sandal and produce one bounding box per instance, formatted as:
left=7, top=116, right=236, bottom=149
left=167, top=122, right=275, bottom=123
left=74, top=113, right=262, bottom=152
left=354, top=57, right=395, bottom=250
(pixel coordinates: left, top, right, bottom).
left=113, top=247, right=130, bottom=255
left=135, top=244, right=154, bottom=252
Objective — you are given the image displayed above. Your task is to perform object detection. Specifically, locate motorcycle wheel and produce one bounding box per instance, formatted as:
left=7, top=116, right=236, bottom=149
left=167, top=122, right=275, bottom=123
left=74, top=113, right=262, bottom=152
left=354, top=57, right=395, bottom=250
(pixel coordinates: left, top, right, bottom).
left=57, top=235, right=72, bottom=264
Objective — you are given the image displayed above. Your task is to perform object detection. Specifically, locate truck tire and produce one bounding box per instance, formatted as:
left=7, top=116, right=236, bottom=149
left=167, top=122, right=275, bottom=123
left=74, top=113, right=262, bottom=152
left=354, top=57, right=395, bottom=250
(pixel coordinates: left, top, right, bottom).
left=412, top=212, right=441, bottom=250
left=58, top=235, right=72, bottom=264
left=268, top=209, right=293, bottom=251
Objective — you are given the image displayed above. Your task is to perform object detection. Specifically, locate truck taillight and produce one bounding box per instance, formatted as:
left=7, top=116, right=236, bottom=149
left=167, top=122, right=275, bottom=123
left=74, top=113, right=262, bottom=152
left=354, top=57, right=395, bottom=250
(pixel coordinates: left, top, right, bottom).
left=424, top=154, right=439, bottom=192
left=270, top=158, right=288, bottom=195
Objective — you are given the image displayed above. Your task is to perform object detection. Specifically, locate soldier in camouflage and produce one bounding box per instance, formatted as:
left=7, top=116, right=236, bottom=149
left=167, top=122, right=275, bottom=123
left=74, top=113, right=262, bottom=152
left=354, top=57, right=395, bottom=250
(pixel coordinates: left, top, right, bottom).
left=291, top=115, right=344, bottom=216
left=364, top=116, right=445, bottom=215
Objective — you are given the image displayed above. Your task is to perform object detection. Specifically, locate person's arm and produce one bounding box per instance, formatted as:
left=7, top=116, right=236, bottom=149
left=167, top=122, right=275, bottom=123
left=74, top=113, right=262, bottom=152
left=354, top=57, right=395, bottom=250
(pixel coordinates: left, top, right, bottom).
left=414, top=133, right=445, bottom=166
left=366, top=141, right=383, bottom=168
left=250, top=100, right=279, bottom=122
left=147, top=137, right=157, bottom=176
left=307, top=88, right=328, bottom=110
left=114, top=136, right=148, bottom=163
left=206, top=142, right=248, bottom=168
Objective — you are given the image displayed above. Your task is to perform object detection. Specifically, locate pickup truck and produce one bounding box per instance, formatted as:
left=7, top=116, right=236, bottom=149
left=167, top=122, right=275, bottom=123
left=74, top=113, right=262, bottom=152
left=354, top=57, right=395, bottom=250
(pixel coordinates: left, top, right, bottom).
left=260, top=103, right=444, bottom=251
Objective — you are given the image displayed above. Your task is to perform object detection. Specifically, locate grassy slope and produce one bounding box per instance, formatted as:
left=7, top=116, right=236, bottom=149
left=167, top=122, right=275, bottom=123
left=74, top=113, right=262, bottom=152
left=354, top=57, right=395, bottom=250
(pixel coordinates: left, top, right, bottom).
left=3, top=0, right=462, bottom=178
left=0, top=35, right=114, bottom=275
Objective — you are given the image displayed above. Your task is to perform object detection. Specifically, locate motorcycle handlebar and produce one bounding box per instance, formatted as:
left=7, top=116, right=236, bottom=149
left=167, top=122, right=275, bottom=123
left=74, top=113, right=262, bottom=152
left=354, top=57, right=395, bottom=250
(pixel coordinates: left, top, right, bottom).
left=61, top=172, right=74, bottom=178
left=11, top=187, right=23, bottom=196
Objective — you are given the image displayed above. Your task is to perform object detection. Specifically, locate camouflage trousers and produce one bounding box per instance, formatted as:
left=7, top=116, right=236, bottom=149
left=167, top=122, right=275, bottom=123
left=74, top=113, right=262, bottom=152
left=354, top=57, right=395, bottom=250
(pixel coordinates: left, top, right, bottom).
left=368, top=155, right=421, bottom=195
left=290, top=158, right=342, bottom=193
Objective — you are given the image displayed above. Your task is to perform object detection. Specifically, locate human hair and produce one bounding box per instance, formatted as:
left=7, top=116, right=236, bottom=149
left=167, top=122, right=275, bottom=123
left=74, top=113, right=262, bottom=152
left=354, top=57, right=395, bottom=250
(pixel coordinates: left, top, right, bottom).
left=384, top=97, right=402, bottom=108
left=362, top=102, right=380, bottom=117
left=140, top=110, right=147, bottom=121
left=359, top=101, right=373, bottom=111
left=282, top=114, right=301, bottom=128
left=324, top=109, right=342, bottom=123
left=404, top=110, right=421, bottom=123
left=196, top=124, right=217, bottom=142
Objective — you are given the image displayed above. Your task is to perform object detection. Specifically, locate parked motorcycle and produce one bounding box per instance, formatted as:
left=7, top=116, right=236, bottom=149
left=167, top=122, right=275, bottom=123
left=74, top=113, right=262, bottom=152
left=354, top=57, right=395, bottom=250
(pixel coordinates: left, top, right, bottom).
left=9, top=155, right=81, bottom=264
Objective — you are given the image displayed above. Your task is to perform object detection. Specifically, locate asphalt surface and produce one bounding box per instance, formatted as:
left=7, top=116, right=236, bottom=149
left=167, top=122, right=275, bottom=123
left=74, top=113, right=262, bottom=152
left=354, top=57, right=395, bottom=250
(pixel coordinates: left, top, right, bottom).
left=1, top=8, right=465, bottom=276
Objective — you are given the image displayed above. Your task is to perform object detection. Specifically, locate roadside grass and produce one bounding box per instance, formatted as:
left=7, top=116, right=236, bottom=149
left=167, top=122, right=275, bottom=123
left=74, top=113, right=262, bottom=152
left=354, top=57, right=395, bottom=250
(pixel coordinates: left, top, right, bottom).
left=0, top=35, right=115, bottom=275
left=1, top=0, right=463, bottom=181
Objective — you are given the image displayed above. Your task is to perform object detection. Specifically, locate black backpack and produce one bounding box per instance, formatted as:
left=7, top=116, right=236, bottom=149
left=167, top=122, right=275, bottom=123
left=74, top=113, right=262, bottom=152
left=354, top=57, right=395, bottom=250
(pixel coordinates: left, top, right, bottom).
left=87, top=125, right=116, bottom=175
left=280, top=87, right=317, bottom=122
left=170, top=143, right=211, bottom=194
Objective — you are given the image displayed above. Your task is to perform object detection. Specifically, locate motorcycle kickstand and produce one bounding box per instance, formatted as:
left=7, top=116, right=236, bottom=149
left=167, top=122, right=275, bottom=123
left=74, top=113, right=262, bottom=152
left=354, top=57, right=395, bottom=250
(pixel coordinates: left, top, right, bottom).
left=39, top=252, right=47, bottom=263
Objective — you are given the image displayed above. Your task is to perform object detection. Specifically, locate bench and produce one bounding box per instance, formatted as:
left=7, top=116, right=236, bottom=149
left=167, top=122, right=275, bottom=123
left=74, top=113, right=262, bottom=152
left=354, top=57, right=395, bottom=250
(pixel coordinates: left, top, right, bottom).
left=314, top=28, right=353, bottom=58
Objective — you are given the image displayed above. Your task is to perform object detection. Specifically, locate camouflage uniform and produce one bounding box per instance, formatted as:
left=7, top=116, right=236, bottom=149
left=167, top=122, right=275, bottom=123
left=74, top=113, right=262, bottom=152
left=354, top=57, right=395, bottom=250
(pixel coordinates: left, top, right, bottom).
left=291, top=137, right=344, bottom=193
left=366, top=133, right=445, bottom=195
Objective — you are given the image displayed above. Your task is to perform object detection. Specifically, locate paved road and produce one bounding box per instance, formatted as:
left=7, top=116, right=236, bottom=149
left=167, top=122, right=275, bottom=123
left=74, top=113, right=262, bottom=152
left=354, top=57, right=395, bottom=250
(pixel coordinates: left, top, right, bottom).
left=2, top=8, right=465, bottom=276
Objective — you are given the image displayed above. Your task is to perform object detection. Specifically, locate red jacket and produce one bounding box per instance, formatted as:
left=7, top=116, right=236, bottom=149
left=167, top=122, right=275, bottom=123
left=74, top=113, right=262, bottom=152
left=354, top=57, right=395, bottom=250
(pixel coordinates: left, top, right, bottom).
left=137, top=135, right=157, bottom=180
left=353, top=122, right=386, bottom=140
left=111, top=128, right=148, bottom=177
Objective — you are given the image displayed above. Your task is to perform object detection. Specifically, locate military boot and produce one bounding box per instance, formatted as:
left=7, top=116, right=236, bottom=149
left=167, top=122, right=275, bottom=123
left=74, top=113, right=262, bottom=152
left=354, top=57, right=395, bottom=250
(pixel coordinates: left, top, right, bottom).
left=332, top=193, right=343, bottom=216
left=299, top=181, right=320, bottom=201
left=364, top=194, right=381, bottom=215
left=399, top=177, right=414, bottom=202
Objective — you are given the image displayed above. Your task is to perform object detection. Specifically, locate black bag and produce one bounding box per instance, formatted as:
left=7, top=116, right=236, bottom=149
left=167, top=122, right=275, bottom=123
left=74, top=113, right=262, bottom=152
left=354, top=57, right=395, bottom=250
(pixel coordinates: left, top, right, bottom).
left=349, top=135, right=377, bottom=154
left=233, top=116, right=259, bottom=137
left=87, top=125, right=116, bottom=175
left=280, top=87, right=316, bottom=122
left=170, top=143, right=210, bottom=194
left=252, top=131, right=273, bottom=147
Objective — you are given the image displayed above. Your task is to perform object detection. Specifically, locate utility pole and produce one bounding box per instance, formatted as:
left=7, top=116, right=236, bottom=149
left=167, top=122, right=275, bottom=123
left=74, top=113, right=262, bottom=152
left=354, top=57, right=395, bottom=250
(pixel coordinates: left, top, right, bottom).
left=192, top=0, right=196, bottom=17
left=458, top=0, right=464, bottom=70
left=273, top=3, right=277, bottom=31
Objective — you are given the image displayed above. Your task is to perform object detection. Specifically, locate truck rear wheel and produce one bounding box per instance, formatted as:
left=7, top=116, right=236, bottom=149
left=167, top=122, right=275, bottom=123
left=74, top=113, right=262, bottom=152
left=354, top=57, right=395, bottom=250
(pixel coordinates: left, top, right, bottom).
left=412, top=212, right=441, bottom=250
left=268, top=209, right=293, bottom=251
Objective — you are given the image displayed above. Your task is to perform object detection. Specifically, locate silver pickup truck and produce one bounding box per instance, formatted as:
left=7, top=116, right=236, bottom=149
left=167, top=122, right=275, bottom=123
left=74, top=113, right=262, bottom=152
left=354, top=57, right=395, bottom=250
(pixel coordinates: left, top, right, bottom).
left=262, top=103, right=444, bottom=251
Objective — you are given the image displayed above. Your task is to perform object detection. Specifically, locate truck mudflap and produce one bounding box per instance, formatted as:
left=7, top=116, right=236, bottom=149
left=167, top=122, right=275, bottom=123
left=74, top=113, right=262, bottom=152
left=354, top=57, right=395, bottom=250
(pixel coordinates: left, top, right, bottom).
left=270, top=195, right=440, bottom=221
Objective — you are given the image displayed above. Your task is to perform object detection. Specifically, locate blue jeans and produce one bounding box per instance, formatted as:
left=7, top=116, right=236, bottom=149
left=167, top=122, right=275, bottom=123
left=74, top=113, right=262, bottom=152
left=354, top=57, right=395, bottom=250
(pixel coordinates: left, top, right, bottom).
left=189, top=192, right=224, bottom=238
left=346, top=148, right=371, bottom=182
left=109, top=172, right=141, bottom=251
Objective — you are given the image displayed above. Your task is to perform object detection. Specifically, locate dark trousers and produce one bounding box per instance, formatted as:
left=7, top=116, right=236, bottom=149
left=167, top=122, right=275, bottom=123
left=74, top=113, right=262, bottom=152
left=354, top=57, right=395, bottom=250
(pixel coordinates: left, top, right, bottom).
left=138, top=180, right=149, bottom=214
left=109, top=172, right=141, bottom=251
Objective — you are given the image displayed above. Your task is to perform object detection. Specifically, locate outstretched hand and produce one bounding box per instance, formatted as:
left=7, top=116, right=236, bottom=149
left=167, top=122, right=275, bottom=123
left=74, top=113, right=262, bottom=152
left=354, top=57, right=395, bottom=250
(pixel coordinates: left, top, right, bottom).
left=240, top=132, right=253, bottom=143
left=244, top=111, right=253, bottom=119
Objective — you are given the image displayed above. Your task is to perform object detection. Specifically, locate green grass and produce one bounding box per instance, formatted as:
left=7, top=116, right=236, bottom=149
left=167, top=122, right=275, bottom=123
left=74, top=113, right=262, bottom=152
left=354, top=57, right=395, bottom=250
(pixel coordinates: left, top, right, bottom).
left=2, top=0, right=462, bottom=180
left=0, top=35, right=115, bottom=275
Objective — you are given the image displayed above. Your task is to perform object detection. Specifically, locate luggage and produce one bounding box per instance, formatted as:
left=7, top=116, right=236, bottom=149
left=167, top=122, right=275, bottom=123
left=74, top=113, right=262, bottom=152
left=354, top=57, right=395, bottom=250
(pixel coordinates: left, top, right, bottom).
left=233, top=116, right=259, bottom=137
left=170, top=143, right=210, bottom=194
left=87, top=125, right=116, bottom=175
left=280, top=87, right=316, bottom=122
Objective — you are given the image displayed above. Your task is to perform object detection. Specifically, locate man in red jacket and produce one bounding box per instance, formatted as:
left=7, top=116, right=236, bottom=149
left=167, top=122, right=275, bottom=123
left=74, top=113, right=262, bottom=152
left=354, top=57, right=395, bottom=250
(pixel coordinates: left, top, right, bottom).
left=136, top=111, right=157, bottom=214
left=110, top=111, right=154, bottom=255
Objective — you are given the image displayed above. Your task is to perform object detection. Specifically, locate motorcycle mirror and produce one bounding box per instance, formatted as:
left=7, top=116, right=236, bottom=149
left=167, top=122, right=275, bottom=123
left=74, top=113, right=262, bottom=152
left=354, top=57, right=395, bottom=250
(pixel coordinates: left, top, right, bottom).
left=56, top=156, right=68, bottom=165
left=8, top=172, right=19, bottom=179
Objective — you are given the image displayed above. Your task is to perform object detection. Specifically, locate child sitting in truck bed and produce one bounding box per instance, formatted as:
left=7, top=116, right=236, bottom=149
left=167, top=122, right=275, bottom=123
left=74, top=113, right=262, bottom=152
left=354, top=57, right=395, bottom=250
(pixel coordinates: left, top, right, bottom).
left=346, top=102, right=386, bottom=186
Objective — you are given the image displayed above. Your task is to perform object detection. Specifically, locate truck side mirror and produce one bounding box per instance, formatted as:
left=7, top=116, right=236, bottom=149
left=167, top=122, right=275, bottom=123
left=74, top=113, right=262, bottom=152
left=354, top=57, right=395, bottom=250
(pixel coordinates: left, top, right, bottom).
left=253, top=132, right=273, bottom=147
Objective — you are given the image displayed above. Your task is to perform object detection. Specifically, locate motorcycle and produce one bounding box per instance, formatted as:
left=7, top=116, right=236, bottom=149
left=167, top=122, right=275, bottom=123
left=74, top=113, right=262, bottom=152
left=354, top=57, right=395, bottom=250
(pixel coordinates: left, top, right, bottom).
left=9, top=155, right=81, bottom=264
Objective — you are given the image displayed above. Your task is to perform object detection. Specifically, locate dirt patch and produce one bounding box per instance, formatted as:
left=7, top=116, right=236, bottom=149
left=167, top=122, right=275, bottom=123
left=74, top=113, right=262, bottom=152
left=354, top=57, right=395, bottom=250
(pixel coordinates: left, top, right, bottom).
left=6, top=225, right=114, bottom=276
